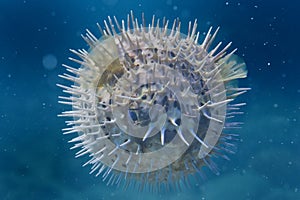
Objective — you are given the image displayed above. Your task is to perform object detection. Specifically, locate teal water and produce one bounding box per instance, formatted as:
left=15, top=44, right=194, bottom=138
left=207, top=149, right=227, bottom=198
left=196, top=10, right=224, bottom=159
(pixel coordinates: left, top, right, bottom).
left=0, top=0, right=299, bottom=199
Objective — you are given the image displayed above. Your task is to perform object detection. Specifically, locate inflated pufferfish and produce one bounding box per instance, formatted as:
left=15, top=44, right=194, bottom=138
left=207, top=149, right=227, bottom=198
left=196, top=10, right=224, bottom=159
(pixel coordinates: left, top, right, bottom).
left=58, top=11, right=249, bottom=191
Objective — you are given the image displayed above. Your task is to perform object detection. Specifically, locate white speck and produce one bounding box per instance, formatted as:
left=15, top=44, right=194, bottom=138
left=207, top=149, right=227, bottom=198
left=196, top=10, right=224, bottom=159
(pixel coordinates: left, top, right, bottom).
left=267, top=62, right=271, bottom=66
left=268, top=138, right=273, bottom=143
left=206, top=21, right=212, bottom=26
left=288, top=161, right=292, bottom=165
left=254, top=5, right=258, bottom=8
left=173, top=5, right=178, bottom=10
left=250, top=17, right=254, bottom=20
left=273, top=103, right=278, bottom=108
left=42, top=54, right=57, bottom=70
left=8, top=74, right=11, bottom=78
left=225, top=2, right=229, bottom=5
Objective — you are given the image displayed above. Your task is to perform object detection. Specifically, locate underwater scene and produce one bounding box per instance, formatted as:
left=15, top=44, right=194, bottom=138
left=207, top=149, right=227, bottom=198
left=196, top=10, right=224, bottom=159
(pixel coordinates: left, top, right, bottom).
left=0, top=0, right=299, bottom=199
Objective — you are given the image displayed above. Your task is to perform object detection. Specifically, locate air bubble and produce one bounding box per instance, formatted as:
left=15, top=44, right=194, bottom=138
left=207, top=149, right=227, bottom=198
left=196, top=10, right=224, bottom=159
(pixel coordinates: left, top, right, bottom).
left=42, top=54, right=57, bottom=70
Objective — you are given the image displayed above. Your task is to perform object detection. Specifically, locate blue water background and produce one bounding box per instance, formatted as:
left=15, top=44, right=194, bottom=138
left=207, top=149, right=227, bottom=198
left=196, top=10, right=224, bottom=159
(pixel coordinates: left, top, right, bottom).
left=0, top=0, right=299, bottom=199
